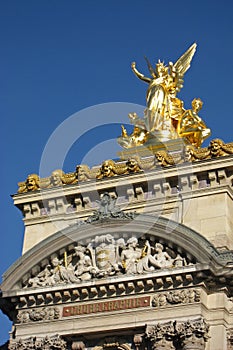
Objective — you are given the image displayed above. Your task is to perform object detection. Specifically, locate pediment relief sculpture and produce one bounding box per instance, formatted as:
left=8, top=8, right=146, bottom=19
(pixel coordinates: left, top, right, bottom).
left=25, top=234, right=191, bottom=288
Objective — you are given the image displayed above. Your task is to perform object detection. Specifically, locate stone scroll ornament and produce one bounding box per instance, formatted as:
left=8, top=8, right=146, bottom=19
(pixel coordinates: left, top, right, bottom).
left=26, top=232, right=188, bottom=288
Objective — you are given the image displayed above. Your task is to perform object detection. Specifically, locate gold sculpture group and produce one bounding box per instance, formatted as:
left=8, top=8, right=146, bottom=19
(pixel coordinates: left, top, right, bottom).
left=17, top=44, right=233, bottom=193
left=118, top=43, right=211, bottom=149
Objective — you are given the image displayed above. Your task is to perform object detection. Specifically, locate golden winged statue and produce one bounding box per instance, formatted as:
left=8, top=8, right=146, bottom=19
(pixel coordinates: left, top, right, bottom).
left=118, top=43, right=211, bottom=149
left=131, top=43, right=197, bottom=132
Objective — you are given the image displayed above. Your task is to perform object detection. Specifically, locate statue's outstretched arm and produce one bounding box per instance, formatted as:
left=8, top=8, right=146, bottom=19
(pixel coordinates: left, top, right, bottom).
left=131, top=62, right=151, bottom=83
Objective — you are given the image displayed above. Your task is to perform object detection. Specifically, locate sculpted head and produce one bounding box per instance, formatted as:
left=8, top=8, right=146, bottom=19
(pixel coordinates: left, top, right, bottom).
left=100, top=192, right=111, bottom=206
left=51, top=257, right=60, bottom=267
left=155, top=243, right=164, bottom=252
left=25, top=174, right=40, bottom=191
left=156, top=61, right=168, bottom=77
left=75, top=165, right=90, bottom=182
left=127, top=237, right=138, bottom=248
left=50, top=169, right=64, bottom=186
left=192, top=98, right=203, bottom=112
left=155, top=151, right=166, bottom=163
left=126, top=157, right=141, bottom=173
left=209, top=139, right=224, bottom=156
left=101, top=160, right=115, bottom=177
left=75, top=245, right=86, bottom=257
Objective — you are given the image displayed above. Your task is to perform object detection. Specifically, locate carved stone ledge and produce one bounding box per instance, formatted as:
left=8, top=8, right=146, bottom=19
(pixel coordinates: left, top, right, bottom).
left=13, top=268, right=202, bottom=310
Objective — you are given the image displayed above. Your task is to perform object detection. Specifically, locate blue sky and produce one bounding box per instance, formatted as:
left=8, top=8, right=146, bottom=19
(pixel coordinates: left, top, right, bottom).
left=0, top=0, right=233, bottom=344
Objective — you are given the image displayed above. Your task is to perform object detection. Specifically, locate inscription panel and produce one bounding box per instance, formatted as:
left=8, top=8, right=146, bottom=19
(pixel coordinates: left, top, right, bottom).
left=63, top=296, right=150, bottom=317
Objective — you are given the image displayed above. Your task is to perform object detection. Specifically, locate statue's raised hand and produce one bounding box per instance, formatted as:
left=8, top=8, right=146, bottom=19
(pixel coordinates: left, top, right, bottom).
left=131, top=62, right=136, bottom=69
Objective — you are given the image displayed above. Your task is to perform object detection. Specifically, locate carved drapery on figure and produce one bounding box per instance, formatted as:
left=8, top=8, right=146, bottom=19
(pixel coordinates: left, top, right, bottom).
left=9, top=335, right=67, bottom=350
left=25, top=233, right=189, bottom=288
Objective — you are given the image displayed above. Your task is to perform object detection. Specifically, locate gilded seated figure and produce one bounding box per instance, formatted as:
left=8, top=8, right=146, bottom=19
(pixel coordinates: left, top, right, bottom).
left=117, top=125, right=148, bottom=149
left=177, top=98, right=211, bottom=148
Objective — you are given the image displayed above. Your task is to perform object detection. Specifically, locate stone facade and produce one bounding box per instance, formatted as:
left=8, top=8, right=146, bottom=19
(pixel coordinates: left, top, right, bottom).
left=1, top=150, right=233, bottom=350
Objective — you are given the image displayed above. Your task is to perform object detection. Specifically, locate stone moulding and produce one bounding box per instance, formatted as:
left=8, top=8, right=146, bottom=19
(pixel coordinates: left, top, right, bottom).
left=15, top=288, right=200, bottom=324
left=13, top=155, right=233, bottom=226
left=7, top=267, right=203, bottom=312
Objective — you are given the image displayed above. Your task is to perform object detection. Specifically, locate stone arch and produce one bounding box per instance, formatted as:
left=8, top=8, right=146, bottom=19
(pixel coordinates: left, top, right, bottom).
left=1, top=215, right=232, bottom=292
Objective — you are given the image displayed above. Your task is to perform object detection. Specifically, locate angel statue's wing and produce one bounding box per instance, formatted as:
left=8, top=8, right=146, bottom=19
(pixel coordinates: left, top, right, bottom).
left=173, top=43, right=197, bottom=92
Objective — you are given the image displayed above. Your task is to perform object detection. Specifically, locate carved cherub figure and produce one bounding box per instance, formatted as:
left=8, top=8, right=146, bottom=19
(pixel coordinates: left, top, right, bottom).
left=208, top=138, right=225, bottom=157
left=25, top=174, right=40, bottom=191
